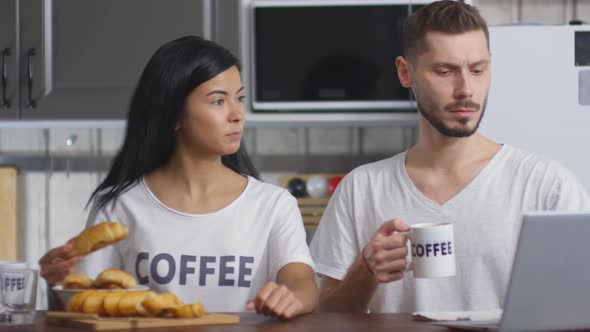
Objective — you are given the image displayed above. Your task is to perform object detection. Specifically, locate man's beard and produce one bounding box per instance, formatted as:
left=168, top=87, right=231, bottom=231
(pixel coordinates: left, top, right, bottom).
left=416, top=94, right=488, bottom=138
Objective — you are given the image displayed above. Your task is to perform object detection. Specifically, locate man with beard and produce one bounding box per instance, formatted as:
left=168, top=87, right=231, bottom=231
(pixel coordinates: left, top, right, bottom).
left=309, top=0, right=590, bottom=313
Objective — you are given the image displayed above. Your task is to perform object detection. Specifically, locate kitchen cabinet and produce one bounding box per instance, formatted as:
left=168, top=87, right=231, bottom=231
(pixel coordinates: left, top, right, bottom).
left=0, top=0, right=18, bottom=119
left=0, top=0, right=208, bottom=120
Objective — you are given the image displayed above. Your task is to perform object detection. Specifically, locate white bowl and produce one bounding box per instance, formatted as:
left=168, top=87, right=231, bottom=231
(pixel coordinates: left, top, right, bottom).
left=52, top=284, right=150, bottom=305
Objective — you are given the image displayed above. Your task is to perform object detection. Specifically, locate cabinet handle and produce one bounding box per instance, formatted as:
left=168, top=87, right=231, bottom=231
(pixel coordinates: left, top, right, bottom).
left=1, top=48, right=10, bottom=108
left=26, top=48, right=36, bottom=108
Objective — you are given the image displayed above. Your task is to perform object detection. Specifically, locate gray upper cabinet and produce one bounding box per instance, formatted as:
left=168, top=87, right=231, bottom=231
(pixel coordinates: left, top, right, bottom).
left=4, top=0, right=208, bottom=120
left=0, top=0, right=18, bottom=119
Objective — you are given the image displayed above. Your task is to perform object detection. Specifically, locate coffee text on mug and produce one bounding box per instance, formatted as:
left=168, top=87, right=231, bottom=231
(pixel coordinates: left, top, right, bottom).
left=3, top=277, right=25, bottom=291
left=412, top=242, right=453, bottom=258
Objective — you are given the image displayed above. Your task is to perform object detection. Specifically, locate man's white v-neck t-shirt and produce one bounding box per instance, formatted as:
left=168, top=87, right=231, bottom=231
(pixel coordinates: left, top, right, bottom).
left=310, top=145, right=590, bottom=313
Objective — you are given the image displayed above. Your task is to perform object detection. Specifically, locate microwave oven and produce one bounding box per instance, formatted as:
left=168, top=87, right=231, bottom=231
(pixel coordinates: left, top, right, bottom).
left=250, top=0, right=429, bottom=112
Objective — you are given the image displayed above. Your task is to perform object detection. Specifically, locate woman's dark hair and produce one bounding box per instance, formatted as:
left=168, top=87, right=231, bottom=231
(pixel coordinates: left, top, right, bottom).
left=89, top=36, right=259, bottom=210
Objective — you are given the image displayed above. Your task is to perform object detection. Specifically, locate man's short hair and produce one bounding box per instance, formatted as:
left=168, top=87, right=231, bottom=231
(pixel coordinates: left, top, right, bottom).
left=403, top=0, right=489, bottom=62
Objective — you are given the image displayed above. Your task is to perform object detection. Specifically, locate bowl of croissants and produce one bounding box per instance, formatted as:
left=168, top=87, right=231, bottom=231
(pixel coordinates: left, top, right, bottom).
left=52, top=268, right=149, bottom=305
left=51, top=222, right=205, bottom=318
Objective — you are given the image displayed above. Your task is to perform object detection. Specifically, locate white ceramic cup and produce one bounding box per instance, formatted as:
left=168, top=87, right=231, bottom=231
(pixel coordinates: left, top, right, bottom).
left=405, top=222, right=456, bottom=278
left=0, top=261, right=28, bottom=315
left=0, top=268, right=38, bottom=313
left=0, top=262, right=27, bottom=273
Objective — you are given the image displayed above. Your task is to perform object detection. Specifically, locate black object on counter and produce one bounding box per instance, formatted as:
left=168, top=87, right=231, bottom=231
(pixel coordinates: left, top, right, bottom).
left=287, top=178, right=307, bottom=198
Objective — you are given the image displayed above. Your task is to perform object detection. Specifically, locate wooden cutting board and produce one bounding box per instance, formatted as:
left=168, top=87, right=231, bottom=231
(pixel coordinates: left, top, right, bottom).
left=0, top=166, right=17, bottom=260
left=45, top=311, right=240, bottom=330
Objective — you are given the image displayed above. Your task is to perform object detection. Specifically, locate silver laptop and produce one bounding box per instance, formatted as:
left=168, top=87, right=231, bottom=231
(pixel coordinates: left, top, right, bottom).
left=437, top=211, right=590, bottom=332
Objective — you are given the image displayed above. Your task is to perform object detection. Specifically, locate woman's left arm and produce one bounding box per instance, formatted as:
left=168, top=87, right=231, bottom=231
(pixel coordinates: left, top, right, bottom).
left=247, top=262, right=318, bottom=319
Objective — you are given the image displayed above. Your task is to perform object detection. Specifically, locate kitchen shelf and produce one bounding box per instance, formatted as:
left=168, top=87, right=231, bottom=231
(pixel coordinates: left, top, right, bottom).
left=0, top=155, right=111, bottom=173
left=0, top=153, right=396, bottom=174
left=0, top=112, right=418, bottom=129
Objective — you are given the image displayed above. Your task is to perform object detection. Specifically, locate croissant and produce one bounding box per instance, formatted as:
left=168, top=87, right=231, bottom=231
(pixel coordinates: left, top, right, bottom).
left=93, top=269, right=137, bottom=289
left=66, top=290, right=97, bottom=313
left=117, top=291, right=156, bottom=317
left=81, top=291, right=107, bottom=315
left=62, top=273, right=93, bottom=289
left=141, top=293, right=184, bottom=316
left=102, top=291, right=127, bottom=317
left=66, top=222, right=128, bottom=258
left=165, top=303, right=205, bottom=318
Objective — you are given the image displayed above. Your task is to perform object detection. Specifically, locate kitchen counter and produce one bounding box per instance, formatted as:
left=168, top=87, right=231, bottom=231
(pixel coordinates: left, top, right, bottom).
left=0, top=311, right=449, bottom=332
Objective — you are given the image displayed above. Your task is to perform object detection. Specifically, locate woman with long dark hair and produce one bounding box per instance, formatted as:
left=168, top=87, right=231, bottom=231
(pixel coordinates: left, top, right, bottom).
left=39, top=36, right=317, bottom=319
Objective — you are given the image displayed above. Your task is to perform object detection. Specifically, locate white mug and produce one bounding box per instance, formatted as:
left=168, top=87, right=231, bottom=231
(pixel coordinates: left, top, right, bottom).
left=0, top=268, right=38, bottom=313
left=406, top=222, right=456, bottom=278
left=0, top=261, right=28, bottom=311
left=0, top=262, right=27, bottom=273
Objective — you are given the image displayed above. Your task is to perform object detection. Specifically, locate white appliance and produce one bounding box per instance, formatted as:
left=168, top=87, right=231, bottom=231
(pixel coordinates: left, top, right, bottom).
left=482, top=25, right=590, bottom=190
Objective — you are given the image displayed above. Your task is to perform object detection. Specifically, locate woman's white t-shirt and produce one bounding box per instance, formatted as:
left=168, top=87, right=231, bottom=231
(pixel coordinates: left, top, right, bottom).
left=77, top=176, right=314, bottom=312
